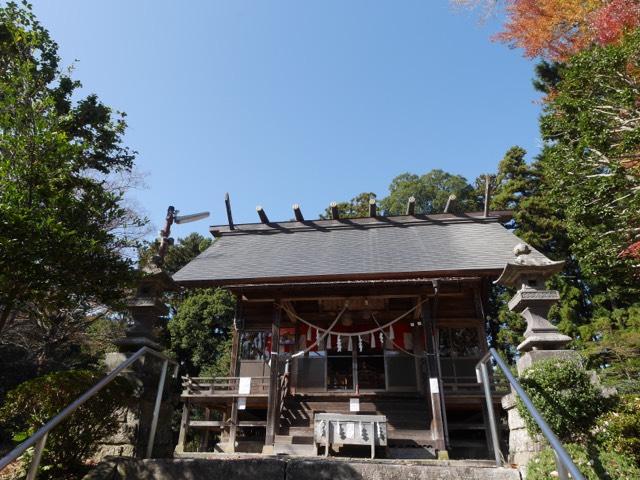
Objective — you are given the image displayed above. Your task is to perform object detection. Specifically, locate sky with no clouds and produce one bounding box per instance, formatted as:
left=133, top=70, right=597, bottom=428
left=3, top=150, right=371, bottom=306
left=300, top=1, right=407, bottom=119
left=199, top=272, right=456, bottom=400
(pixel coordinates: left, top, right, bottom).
left=30, top=1, right=540, bottom=237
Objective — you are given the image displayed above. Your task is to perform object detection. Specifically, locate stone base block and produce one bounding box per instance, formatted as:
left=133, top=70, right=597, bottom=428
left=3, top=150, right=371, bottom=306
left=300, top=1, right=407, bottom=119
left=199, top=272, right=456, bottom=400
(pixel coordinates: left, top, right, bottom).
left=516, top=350, right=580, bottom=375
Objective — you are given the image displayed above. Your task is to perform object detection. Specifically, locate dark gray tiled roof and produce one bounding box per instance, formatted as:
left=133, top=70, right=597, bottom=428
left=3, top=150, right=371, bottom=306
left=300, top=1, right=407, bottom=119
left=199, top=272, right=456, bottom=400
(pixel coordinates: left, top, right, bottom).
left=173, top=214, right=550, bottom=286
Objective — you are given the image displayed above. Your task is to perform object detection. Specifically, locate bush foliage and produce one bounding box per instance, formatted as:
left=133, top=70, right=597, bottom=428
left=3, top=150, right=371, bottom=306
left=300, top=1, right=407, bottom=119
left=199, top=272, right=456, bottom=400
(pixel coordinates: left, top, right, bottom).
left=0, top=370, right=132, bottom=479
left=594, top=394, right=640, bottom=465
left=516, top=358, right=606, bottom=442
left=527, top=443, right=640, bottom=480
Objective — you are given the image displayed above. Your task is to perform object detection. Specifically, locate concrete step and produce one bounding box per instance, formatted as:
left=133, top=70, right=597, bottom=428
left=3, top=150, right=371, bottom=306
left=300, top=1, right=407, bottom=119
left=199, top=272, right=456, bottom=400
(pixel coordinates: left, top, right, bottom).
left=85, top=456, right=521, bottom=480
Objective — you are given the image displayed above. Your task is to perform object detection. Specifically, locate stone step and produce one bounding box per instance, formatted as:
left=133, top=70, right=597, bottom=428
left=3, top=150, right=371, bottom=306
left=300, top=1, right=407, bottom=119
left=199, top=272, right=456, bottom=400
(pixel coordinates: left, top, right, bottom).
left=272, top=443, right=318, bottom=456
left=85, top=457, right=522, bottom=480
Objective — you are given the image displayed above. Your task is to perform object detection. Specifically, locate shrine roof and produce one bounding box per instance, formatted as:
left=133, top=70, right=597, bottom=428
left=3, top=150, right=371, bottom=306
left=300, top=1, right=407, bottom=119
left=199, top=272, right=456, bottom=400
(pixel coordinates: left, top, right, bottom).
left=172, top=212, right=551, bottom=287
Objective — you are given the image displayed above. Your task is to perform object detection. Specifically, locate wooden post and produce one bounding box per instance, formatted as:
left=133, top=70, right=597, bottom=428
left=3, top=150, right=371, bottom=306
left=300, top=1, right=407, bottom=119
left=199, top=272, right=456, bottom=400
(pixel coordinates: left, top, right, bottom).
left=368, top=198, right=377, bottom=217
left=421, top=297, right=448, bottom=456
left=225, top=192, right=235, bottom=230
left=330, top=202, right=340, bottom=220
left=406, top=196, right=416, bottom=216
left=176, top=404, right=190, bottom=454
left=293, top=203, right=304, bottom=222
left=265, top=303, right=282, bottom=445
left=256, top=205, right=269, bottom=224
left=200, top=407, right=211, bottom=452
left=227, top=307, right=242, bottom=452
left=483, top=175, right=491, bottom=217
left=229, top=398, right=239, bottom=453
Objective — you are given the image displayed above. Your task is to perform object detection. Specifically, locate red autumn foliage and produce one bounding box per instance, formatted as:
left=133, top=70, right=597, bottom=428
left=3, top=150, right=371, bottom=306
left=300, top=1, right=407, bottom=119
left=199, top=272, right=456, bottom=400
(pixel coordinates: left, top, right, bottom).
left=492, top=0, right=640, bottom=60
left=591, top=0, right=640, bottom=45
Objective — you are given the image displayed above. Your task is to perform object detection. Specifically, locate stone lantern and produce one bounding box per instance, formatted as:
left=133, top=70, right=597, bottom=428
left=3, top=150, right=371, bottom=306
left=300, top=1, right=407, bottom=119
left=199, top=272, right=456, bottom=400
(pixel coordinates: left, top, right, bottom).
left=115, top=266, right=177, bottom=353
left=496, top=243, right=571, bottom=356
left=497, top=243, right=579, bottom=466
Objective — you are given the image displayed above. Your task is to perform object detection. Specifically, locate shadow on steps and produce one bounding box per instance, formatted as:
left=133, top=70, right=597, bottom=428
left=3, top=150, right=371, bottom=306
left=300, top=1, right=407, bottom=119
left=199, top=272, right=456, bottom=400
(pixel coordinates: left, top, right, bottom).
left=84, top=456, right=521, bottom=480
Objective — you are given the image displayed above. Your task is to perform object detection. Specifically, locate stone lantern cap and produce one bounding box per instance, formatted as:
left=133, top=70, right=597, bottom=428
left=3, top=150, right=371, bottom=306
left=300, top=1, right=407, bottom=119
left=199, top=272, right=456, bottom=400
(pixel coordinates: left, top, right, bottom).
left=495, top=243, right=564, bottom=290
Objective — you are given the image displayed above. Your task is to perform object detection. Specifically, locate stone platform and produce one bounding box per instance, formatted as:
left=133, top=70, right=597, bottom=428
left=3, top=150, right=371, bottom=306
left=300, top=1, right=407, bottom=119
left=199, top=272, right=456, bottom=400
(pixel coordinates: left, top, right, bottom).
left=85, top=456, right=521, bottom=480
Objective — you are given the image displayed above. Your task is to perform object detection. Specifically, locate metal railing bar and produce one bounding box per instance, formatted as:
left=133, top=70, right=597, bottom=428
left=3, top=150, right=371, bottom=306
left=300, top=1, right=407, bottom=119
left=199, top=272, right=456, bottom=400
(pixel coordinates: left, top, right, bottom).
left=478, top=361, right=502, bottom=466
left=478, top=348, right=585, bottom=480
left=25, top=432, right=47, bottom=480
left=0, top=346, right=177, bottom=472
left=146, top=358, right=169, bottom=458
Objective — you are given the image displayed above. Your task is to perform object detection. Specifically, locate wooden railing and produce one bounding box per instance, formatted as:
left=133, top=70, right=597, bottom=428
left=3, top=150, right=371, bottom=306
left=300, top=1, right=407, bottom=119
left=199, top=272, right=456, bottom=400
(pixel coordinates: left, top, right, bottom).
left=181, top=376, right=270, bottom=397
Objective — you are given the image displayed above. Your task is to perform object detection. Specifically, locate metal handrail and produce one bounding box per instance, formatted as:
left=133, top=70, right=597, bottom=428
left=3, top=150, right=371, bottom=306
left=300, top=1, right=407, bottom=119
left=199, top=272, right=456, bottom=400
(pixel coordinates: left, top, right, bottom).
left=476, top=348, right=585, bottom=480
left=0, top=346, right=178, bottom=479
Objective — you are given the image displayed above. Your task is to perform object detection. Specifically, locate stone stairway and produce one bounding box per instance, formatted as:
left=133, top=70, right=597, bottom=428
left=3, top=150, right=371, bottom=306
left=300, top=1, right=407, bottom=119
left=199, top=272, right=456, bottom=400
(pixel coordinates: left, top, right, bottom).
left=85, top=456, right=521, bottom=480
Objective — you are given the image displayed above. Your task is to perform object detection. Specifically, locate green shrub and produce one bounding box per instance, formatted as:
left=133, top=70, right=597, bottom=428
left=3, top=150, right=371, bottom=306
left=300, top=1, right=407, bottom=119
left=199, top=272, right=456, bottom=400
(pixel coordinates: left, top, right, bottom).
left=527, top=443, right=640, bottom=480
left=516, top=358, right=606, bottom=442
left=0, top=370, right=132, bottom=480
left=594, top=394, right=640, bottom=465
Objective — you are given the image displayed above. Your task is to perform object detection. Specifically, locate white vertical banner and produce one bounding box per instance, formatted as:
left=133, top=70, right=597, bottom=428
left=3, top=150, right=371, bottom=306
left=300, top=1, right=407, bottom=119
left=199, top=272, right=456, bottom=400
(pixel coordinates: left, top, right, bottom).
left=238, top=397, right=247, bottom=410
left=350, top=397, right=360, bottom=412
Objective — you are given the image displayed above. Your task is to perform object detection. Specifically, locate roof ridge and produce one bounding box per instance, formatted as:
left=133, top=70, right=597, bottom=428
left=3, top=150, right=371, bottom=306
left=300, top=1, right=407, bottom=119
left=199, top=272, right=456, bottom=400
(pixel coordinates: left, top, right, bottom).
left=210, top=211, right=511, bottom=237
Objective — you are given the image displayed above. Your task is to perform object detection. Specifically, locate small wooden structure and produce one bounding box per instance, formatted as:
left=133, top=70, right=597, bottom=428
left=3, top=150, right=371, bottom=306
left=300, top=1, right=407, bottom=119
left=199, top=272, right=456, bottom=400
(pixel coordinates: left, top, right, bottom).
left=172, top=210, right=549, bottom=458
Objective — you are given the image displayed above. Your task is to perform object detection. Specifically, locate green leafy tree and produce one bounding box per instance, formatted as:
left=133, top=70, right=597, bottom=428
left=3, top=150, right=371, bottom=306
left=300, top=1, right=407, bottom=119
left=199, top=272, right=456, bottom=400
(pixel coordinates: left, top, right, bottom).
left=168, top=288, right=235, bottom=375
left=0, top=2, right=145, bottom=334
left=319, top=192, right=377, bottom=219
left=380, top=169, right=479, bottom=215
left=139, top=232, right=212, bottom=275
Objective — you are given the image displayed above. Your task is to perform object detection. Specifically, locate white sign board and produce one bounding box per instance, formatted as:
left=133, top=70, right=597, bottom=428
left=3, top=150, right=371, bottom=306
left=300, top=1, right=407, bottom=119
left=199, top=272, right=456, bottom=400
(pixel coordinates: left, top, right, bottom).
left=429, top=377, right=440, bottom=394
left=350, top=398, right=360, bottom=412
left=238, top=377, right=251, bottom=395
left=238, top=397, right=247, bottom=410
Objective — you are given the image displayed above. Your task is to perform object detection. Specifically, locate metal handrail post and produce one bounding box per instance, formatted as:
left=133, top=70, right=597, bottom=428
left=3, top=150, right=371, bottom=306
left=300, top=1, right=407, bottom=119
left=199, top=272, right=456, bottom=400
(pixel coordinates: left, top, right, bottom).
left=477, top=360, right=502, bottom=467
left=554, top=450, right=570, bottom=480
left=25, top=433, right=48, bottom=480
left=146, top=358, right=169, bottom=458
left=485, top=348, right=585, bottom=480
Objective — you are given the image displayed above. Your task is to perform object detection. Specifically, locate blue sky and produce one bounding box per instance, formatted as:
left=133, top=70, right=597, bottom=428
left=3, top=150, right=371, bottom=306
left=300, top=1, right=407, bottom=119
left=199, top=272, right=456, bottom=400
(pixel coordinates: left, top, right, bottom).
left=31, top=1, right=540, bottom=237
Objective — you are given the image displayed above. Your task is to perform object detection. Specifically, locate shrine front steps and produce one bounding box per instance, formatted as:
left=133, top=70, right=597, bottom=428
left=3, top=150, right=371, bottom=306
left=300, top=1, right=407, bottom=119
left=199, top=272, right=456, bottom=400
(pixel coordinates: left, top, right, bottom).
left=84, top=456, right=522, bottom=480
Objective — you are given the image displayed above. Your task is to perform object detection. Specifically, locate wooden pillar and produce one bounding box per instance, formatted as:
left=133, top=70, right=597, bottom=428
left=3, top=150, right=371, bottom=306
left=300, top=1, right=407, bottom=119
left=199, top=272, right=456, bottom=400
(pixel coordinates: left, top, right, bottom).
left=228, top=307, right=242, bottom=452
left=176, top=403, right=190, bottom=454
left=229, top=397, right=239, bottom=453
left=265, top=303, right=281, bottom=445
left=421, top=298, right=448, bottom=456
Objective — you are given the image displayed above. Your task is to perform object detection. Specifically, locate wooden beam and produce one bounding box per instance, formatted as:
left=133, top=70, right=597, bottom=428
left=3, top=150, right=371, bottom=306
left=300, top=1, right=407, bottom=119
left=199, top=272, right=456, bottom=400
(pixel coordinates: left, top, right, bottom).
left=483, top=175, right=491, bottom=217
left=225, top=192, right=235, bottom=230
left=256, top=205, right=269, bottom=224
left=443, top=194, right=456, bottom=214
left=368, top=198, right=377, bottom=217
left=330, top=201, right=339, bottom=220
left=421, top=294, right=448, bottom=454
left=406, top=196, right=416, bottom=215
left=265, top=303, right=281, bottom=445
left=292, top=203, right=304, bottom=222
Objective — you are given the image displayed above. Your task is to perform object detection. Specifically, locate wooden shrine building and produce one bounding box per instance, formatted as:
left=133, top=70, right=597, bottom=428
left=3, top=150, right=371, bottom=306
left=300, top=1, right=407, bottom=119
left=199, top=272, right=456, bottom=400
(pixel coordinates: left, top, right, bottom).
left=172, top=208, right=551, bottom=459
